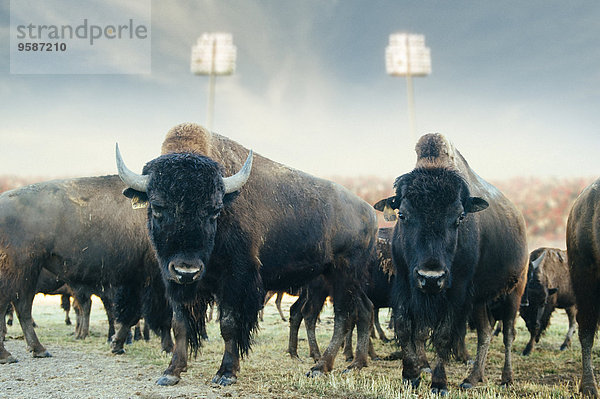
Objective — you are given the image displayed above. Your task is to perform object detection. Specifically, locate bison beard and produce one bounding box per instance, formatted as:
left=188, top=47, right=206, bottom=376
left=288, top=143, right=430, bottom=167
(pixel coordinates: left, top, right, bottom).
left=394, top=282, right=471, bottom=361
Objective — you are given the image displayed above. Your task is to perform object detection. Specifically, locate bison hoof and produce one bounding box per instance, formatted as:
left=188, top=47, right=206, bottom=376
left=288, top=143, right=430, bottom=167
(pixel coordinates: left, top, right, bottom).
left=431, top=387, right=449, bottom=396
left=403, top=376, right=421, bottom=389
left=306, top=369, right=325, bottom=378
left=33, top=350, right=51, bottom=358
left=0, top=356, right=18, bottom=364
left=580, top=382, right=600, bottom=398
left=211, top=374, right=237, bottom=386
left=459, top=381, right=474, bottom=389
left=560, top=343, right=569, bottom=351
left=289, top=354, right=303, bottom=362
left=111, top=348, right=125, bottom=355
left=157, top=374, right=180, bottom=386
left=384, top=351, right=402, bottom=361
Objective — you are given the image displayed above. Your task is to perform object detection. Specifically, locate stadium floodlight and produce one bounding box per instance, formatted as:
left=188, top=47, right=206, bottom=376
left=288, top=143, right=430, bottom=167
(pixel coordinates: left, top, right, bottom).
left=191, top=32, right=237, bottom=130
left=385, top=33, right=431, bottom=143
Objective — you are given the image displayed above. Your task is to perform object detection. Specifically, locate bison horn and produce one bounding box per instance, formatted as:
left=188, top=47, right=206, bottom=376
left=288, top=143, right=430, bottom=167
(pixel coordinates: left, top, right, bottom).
left=223, top=150, right=253, bottom=194
left=115, top=143, right=150, bottom=193
left=531, top=251, right=546, bottom=270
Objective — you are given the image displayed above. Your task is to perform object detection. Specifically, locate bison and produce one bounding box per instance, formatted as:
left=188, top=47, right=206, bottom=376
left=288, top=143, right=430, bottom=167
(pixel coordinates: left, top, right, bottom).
left=374, top=133, right=528, bottom=394
left=116, top=123, right=378, bottom=386
left=0, top=176, right=173, bottom=364
left=519, top=247, right=576, bottom=356
left=566, top=178, right=600, bottom=397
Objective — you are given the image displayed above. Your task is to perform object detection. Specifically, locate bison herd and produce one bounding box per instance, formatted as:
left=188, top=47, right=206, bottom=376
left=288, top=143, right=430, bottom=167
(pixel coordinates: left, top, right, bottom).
left=1, top=123, right=600, bottom=396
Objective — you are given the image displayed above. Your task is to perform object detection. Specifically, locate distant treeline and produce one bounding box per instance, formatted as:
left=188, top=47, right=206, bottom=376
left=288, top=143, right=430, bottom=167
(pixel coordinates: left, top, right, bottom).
left=0, top=174, right=593, bottom=246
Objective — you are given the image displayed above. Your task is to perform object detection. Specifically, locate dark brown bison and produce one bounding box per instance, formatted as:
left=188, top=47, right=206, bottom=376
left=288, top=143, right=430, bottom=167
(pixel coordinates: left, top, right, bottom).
left=374, top=133, right=528, bottom=394
left=520, top=247, right=576, bottom=356
left=116, top=123, right=378, bottom=386
left=567, top=178, right=600, bottom=397
left=0, top=176, right=173, bottom=364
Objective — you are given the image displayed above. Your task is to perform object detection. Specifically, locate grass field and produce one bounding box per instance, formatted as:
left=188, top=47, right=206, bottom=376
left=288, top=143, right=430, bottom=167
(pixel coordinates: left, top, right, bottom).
left=3, top=294, right=593, bottom=398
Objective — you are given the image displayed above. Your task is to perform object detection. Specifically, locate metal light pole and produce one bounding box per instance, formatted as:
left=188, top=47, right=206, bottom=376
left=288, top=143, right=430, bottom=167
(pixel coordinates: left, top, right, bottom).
left=385, top=33, right=431, bottom=143
left=191, top=33, right=237, bottom=131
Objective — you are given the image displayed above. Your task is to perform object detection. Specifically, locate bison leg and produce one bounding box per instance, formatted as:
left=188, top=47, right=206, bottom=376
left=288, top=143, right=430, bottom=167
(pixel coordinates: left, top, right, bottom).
left=343, top=323, right=354, bottom=362
left=307, top=293, right=354, bottom=376
left=500, top=314, right=518, bottom=386
left=13, top=294, right=50, bottom=358
left=577, top=298, right=600, bottom=397
left=522, top=333, right=536, bottom=356
left=6, top=303, right=14, bottom=327
left=304, top=310, right=322, bottom=362
left=212, top=308, right=240, bottom=386
left=431, top=357, right=448, bottom=395
left=303, top=287, right=327, bottom=362
left=61, top=294, right=72, bottom=326
left=133, top=321, right=142, bottom=341
left=461, top=303, right=492, bottom=388
left=75, top=296, right=92, bottom=339
left=0, top=301, right=17, bottom=364
left=110, top=321, right=132, bottom=354
left=98, top=294, right=116, bottom=342
left=455, top=333, right=471, bottom=364
left=287, top=294, right=304, bottom=360
left=346, top=292, right=373, bottom=371
left=560, top=306, right=577, bottom=351
left=275, top=292, right=286, bottom=322
left=374, top=309, right=390, bottom=342
left=157, top=314, right=187, bottom=386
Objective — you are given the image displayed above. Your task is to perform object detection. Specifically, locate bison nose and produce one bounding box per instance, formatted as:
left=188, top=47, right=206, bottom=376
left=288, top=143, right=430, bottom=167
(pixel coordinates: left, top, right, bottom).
left=415, top=269, right=448, bottom=293
left=168, top=259, right=205, bottom=284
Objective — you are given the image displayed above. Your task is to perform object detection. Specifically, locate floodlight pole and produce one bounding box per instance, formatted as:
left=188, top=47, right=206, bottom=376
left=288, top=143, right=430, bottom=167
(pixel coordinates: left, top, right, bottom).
left=191, top=32, right=236, bottom=132
left=385, top=33, right=431, bottom=145
left=206, top=39, right=217, bottom=131
left=405, top=35, right=417, bottom=143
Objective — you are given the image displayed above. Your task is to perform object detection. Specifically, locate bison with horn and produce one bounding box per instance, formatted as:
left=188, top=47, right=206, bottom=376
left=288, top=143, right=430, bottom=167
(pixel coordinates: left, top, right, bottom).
left=116, top=123, right=378, bottom=386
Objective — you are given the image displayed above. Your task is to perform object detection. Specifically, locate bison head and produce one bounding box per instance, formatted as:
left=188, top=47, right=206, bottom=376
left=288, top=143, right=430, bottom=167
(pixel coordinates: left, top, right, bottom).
left=116, top=144, right=253, bottom=291
left=374, top=167, right=488, bottom=295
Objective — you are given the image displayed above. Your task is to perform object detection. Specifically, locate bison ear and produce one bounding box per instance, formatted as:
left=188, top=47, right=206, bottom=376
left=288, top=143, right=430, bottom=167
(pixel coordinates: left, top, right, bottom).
left=466, top=197, right=488, bottom=213
left=374, top=196, right=399, bottom=222
left=123, top=188, right=148, bottom=209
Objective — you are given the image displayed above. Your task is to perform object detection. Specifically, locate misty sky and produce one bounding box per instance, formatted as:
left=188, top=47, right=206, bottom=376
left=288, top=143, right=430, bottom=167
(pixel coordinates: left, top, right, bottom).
left=1, top=1, right=599, bottom=180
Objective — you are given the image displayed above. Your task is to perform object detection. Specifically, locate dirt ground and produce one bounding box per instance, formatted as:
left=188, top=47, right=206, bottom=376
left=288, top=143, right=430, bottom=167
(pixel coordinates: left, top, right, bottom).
left=0, top=295, right=233, bottom=399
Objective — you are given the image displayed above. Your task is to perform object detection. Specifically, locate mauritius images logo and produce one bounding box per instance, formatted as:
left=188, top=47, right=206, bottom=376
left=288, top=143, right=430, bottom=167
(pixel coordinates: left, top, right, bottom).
left=10, top=0, right=151, bottom=74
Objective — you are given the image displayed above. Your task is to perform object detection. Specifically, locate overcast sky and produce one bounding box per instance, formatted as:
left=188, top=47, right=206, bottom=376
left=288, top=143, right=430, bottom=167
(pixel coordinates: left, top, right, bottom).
left=1, top=1, right=599, bottom=180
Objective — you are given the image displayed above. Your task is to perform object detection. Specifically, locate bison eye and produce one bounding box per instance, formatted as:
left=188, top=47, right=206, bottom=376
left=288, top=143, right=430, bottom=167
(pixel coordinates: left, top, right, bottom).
left=210, top=210, right=221, bottom=222
left=151, top=205, right=164, bottom=220
left=455, top=212, right=466, bottom=227
left=397, top=212, right=406, bottom=221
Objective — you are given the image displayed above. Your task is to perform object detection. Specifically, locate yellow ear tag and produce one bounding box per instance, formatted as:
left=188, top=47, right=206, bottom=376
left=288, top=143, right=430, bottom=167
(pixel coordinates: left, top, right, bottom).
left=131, top=195, right=148, bottom=209
left=383, top=204, right=397, bottom=222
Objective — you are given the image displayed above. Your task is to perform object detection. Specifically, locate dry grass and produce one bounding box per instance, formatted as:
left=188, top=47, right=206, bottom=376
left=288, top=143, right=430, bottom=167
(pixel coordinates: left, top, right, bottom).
left=4, top=294, right=595, bottom=398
